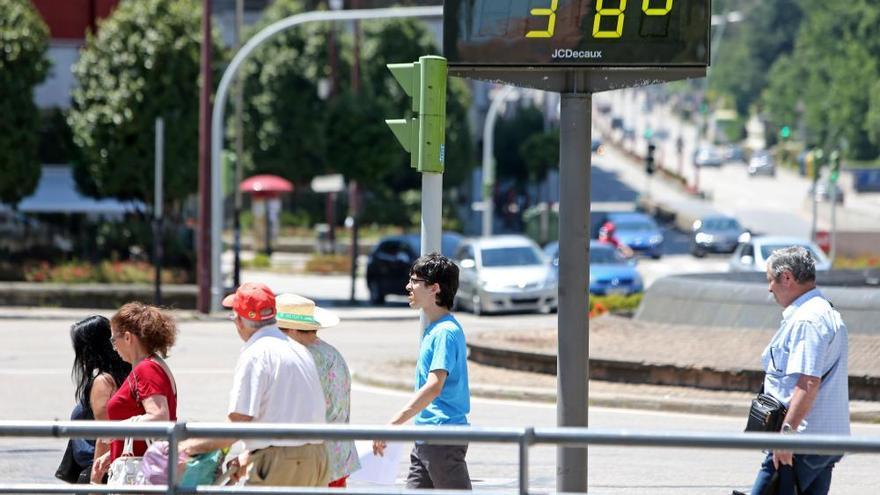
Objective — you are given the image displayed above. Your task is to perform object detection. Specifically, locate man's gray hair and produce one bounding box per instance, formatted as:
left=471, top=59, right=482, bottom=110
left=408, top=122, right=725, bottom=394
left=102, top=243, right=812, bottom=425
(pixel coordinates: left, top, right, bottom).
left=767, top=246, right=816, bottom=283
left=239, top=317, right=277, bottom=330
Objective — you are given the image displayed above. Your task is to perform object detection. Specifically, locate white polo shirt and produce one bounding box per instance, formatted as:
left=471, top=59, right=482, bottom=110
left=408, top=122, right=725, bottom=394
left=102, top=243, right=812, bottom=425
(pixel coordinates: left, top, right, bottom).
left=229, top=326, right=327, bottom=450
left=762, top=289, right=850, bottom=435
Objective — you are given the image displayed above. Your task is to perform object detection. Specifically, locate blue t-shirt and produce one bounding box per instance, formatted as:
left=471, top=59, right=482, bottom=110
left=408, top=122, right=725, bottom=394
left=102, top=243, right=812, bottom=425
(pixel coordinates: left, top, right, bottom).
left=414, top=314, right=470, bottom=425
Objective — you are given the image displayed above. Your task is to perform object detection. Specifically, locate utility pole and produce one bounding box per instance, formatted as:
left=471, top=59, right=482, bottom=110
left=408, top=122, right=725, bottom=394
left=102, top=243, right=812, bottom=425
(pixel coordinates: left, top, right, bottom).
left=481, top=86, right=515, bottom=237
left=348, top=0, right=362, bottom=303
left=153, top=118, right=164, bottom=306
left=232, top=0, right=245, bottom=290
left=197, top=0, right=213, bottom=313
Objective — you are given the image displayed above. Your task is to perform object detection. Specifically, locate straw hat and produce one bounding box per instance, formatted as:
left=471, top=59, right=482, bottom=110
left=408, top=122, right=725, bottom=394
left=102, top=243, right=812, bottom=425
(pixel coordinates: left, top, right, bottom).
left=275, top=293, right=340, bottom=331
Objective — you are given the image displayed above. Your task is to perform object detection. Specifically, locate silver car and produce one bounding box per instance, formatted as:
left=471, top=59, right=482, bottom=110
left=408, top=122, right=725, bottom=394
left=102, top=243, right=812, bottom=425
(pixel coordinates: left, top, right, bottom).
left=748, top=150, right=776, bottom=177
left=728, top=235, right=832, bottom=272
left=453, top=235, right=557, bottom=315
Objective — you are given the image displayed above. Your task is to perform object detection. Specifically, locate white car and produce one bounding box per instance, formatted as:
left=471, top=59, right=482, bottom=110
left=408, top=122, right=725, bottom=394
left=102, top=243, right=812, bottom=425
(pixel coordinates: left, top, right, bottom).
left=728, top=235, right=832, bottom=272
left=453, top=235, right=557, bottom=315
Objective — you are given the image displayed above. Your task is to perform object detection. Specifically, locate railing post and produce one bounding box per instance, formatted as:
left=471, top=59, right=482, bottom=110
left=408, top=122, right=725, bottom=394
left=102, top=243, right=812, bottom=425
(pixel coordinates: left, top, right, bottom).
left=167, top=421, right=187, bottom=495
left=520, top=427, right=533, bottom=495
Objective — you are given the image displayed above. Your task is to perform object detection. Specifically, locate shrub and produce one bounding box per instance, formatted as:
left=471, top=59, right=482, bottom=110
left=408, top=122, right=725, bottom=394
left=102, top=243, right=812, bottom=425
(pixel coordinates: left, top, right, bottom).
left=244, top=253, right=271, bottom=269
left=304, top=254, right=350, bottom=274
left=589, top=293, right=643, bottom=316
left=23, top=260, right=186, bottom=284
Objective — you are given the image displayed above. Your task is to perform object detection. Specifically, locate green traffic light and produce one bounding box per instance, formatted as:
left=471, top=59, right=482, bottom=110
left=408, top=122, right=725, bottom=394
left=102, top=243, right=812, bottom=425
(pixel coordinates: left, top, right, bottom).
left=780, top=126, right=791, bottom=139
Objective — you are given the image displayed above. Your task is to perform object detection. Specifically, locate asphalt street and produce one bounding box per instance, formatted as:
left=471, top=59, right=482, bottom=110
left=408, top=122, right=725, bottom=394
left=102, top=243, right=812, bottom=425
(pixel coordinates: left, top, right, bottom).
left=2, top=310, right=880, bottom=493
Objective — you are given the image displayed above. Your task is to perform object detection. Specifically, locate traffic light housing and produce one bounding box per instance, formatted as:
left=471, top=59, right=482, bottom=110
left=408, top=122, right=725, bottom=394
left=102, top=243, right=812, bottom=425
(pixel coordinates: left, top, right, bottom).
left=385, top=55, right=447, bottom=173
left=645, top=143, right=656, bottom=175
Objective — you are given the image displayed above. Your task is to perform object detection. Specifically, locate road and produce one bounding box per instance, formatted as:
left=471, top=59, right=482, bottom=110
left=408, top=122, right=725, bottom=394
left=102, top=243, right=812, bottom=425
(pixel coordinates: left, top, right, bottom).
left=595, top=88, right=880, bottom=237
left=2, top=309, right=880, bottom=493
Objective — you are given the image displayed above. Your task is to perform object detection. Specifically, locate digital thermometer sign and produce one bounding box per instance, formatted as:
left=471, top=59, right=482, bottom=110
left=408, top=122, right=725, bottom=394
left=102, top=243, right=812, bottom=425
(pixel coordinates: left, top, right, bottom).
left=444, top=0, right=710, bottom=67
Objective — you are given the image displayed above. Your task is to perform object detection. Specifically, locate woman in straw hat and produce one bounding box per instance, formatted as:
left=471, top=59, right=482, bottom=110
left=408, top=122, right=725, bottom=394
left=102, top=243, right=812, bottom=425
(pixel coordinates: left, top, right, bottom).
left=276, top=293, right=360, bottom=488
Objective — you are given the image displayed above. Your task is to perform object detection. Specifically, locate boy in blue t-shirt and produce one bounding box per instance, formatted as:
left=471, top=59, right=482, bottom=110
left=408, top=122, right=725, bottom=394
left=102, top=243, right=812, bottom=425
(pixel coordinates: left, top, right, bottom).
left=373, top=253, right=471, bottom=489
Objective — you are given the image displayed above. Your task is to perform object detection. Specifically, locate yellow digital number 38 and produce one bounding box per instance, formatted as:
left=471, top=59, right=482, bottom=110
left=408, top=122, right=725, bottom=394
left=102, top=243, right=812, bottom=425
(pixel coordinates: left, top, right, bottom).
left=592, top=0, right=627, bottom=39
left=526, top=0, right=559, bottom=38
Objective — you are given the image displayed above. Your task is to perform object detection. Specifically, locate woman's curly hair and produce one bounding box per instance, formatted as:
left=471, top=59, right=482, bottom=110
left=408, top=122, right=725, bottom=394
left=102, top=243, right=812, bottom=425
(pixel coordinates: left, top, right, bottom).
left=111, top=302, right=178, bottom=357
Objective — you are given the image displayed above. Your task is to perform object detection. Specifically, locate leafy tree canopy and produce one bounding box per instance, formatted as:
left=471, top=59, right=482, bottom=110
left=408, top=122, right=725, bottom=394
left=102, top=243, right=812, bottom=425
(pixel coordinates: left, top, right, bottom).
left=0, top=0, right=50, bottom=206
left=68, top=0, right=225, bottom=209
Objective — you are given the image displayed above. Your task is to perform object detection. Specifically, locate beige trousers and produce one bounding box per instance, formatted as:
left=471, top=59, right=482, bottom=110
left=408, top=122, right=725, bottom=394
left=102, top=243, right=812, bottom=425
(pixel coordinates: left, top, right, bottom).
left=246, top=443, right=329, bottom=487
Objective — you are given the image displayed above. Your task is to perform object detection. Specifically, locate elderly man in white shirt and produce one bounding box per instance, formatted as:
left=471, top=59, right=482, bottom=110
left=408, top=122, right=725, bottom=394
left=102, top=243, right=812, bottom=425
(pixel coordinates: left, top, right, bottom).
left=745, top=246, right=849, bottom=495
left=182, top=282, right=328, bottom=486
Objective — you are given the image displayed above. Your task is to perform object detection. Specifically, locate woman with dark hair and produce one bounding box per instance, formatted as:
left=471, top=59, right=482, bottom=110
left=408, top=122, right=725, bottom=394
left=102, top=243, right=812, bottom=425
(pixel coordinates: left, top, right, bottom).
left=91, top=302, right=179, bottom=483
left=57, top=315, right=131, bottom=484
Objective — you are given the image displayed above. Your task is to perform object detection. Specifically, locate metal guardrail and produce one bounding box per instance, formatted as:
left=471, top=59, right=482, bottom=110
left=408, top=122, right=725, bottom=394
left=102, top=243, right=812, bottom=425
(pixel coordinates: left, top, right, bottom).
left=1, top=420, right=879, bottom=494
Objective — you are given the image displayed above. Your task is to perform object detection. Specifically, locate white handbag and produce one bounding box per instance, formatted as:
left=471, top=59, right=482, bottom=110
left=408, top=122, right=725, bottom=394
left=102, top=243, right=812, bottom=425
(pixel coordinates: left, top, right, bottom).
left=106, top=435, right=147, bottom=486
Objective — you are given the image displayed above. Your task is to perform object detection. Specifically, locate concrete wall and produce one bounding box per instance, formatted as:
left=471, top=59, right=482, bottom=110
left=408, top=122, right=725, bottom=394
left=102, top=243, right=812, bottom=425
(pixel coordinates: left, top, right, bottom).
left=636, top=274, right=880, bottom=335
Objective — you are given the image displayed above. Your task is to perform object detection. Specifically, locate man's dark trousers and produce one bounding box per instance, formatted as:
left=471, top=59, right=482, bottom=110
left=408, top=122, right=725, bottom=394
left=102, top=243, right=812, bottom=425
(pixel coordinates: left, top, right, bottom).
left=405, top=444, right=471, bottom=489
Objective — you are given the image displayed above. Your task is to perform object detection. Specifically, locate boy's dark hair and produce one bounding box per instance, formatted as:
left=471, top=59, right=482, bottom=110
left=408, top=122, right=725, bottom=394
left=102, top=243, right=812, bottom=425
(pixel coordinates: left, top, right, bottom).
left=410, top=252, right=459, bottom=310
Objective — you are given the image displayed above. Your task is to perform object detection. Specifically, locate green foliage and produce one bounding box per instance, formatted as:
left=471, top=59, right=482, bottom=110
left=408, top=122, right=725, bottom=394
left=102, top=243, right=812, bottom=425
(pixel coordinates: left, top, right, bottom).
left=304, top=253, right=350, bottom=274
left=239, top=0, right=333, bottom=181
left=589, top=293, right=643, bottom=315
left=244, top=253, right=271, bottom=269
left=709, top=0, right=803, bottom=115
left=762, top=1, right=880, bottom=159
left=0, top=0, right=50, bottom=206
left=68, top=0, right=224, bottom=207
left=519, top=130, right=559, bottom=183
left=495, top=105, right=546, bottom=186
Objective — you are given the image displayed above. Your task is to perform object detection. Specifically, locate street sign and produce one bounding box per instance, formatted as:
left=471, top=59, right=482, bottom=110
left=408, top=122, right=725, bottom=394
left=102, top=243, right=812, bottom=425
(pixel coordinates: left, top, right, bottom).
left=444, top=0, right=710, bottom=67
left=310, top=174, right=345, bottom=193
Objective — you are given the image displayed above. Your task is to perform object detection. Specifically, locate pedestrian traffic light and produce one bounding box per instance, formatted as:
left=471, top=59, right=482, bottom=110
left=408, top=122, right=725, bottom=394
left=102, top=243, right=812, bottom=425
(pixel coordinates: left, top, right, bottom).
left=645, top=143, right=656, bottom=175
left=780, top=126, right=791, bottom=140
left=385, top=55, right=447, bottom=174
left=830, top=150, right=841, bottom=183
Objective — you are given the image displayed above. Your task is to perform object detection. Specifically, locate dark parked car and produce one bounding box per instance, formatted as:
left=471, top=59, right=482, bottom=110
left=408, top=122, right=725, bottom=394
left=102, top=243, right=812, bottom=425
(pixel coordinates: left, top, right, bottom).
left=690, top=215, right=746, bottom=257
left=365, top=232, right=463, bottom=304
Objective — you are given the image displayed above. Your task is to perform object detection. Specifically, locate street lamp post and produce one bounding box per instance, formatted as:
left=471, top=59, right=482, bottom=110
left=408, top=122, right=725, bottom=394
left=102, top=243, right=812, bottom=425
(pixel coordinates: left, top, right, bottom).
left=481, top=86, right=516, bottom=237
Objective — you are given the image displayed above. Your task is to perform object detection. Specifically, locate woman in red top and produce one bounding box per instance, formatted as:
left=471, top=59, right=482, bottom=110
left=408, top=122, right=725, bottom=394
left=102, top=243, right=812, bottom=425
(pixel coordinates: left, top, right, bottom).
left=91, top=302, right=179, bottom=483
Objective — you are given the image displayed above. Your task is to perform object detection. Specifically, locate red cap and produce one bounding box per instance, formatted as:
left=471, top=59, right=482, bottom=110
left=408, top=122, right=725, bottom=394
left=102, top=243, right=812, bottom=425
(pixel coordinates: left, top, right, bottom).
left=222, top=283, right=276, bottom=321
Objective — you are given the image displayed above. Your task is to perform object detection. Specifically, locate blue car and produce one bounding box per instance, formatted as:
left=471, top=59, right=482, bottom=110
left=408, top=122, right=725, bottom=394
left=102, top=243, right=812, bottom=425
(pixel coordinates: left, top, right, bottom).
left=544, top=241, right=643, bottom=296
left=604, top=212, right=664, bottom=259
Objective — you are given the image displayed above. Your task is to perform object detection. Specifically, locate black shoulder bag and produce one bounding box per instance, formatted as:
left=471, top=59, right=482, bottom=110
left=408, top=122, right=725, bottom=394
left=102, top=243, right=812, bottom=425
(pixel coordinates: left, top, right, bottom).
left=745, top=360, right=838, bottom=433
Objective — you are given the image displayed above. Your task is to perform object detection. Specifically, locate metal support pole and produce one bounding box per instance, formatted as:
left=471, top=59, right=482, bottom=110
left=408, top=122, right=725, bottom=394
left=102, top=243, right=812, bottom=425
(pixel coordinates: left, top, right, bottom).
left=519, top=427, right=533, bottom=495
left=420, top=172, right=443, bottom=330
left=830, top=178, right=838, bottom=263
left=166, top=421, right=186, bottom=495
left=557, top=92, right=591, bottom=493
left=153, top=118, right=164, bottom=306
left=482, top=86, right=514, bottom=237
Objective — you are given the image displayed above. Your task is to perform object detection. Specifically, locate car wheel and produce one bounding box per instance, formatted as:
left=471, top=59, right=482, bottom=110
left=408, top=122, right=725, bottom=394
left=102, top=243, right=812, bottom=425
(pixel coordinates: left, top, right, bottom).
left=368, top=280, right=385, bottom=305
left=651, top=253, right=662, bottom=260
left=691, top=247, right=705, bottom=258
left=471, top=295, right=483, bottom=316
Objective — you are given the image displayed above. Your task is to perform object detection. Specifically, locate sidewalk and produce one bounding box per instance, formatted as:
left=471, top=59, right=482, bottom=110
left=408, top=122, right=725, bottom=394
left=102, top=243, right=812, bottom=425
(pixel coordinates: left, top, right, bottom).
left=353, top=314, right=880, bottom=423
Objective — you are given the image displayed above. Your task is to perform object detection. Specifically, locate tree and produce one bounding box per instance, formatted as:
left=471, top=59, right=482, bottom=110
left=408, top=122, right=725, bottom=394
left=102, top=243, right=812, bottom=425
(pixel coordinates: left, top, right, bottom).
left=0, top=0, right=49, bottom=206
left=68, top=0, right=223, bottom=209
left=709, top=0, right=804, bottom=116
left=494, top=105, right=546, bottom=186
left=238, top=0, right=337, bottom=181
left=762, top=1, right=880, bottom=159
left=520, top=130, right=559, bottom=184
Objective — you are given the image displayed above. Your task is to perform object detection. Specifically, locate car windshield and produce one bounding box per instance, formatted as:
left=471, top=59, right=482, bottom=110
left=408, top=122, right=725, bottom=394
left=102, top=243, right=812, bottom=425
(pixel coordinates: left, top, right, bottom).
left=703, top=218, right=740, bottom=230
left=612, top=220, right=655, bottom=232
left=481, top=246, right=543, bottom=267
left=760, top=244, right=822, bottom=260
left=590, top=246, right=625, bottom=264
